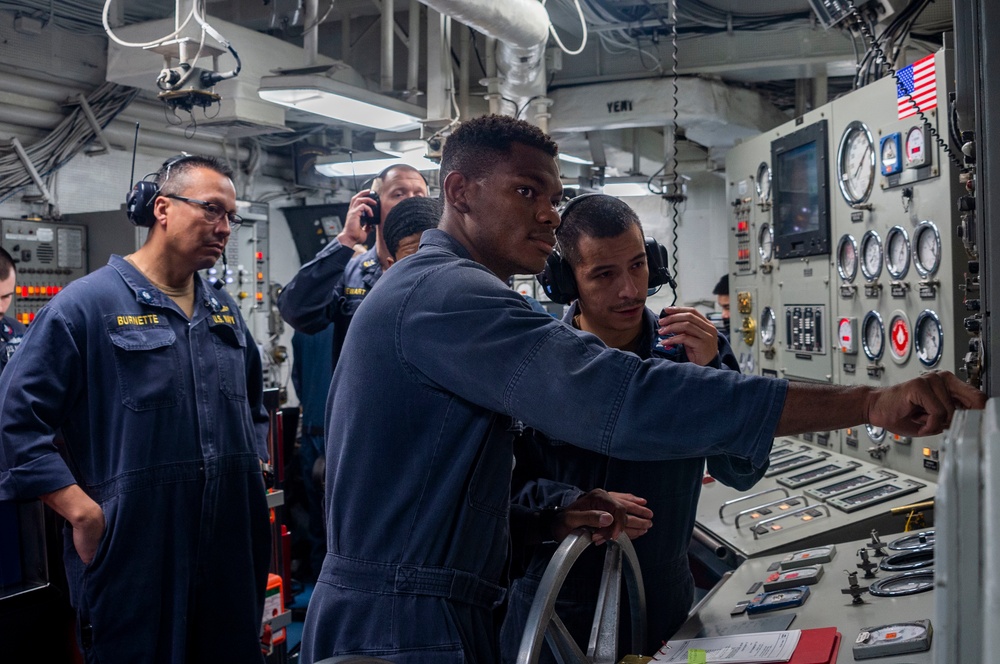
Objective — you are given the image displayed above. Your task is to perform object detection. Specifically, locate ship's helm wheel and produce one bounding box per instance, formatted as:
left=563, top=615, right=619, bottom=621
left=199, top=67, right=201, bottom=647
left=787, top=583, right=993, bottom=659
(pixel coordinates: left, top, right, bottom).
left=516, top=528, right=647, bottom=664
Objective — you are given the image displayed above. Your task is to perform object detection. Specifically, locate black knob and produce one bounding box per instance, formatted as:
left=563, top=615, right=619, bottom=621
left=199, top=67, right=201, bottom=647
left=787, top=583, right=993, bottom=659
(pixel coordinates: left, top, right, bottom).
left=966, top=299, right=981, bottom=311
left=965, top=317, right=981, bottom=333
left=969, top=260, right=980, bottom=274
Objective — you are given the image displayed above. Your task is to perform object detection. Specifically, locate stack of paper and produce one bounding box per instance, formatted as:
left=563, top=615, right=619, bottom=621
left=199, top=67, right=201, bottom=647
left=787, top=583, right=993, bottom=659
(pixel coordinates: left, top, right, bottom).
left=654, top=628, right=842, bottom=664
left=653, top=630, right=801, bottom=663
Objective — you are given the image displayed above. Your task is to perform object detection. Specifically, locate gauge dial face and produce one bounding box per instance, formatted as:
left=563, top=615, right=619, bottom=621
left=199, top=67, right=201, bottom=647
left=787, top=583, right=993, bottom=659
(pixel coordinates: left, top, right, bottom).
left=760, top=307, right=776, bottom=348
left=885, top=226, right=910, bottom=279
left=914, top=310, right=944, bottom=367
left=862, top=311, right=885, bottom=361
left=880, top=133, right=901, bottom=176
left=758, top=223, right=774, bottom=264
left=838, top=121, right=876, bottom=205
left=866, top=423, right=886, bottom=442
left=860, top=231, right=883, bottom=281
left=837, top=235, right=858, bottom=282
left=913, top=221, right=941, bottom=277
left=755, top=162, right=772, bottom=203
left=905, top=126, right=928, bottom=168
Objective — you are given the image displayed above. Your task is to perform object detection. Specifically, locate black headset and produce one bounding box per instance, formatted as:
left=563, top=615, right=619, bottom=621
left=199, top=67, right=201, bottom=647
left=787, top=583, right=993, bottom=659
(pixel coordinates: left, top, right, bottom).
left=360, top=165, right=431, bottom=225
left=537, top=193, right=673, bottom=305
left=125, top=154, right=196, bottom=227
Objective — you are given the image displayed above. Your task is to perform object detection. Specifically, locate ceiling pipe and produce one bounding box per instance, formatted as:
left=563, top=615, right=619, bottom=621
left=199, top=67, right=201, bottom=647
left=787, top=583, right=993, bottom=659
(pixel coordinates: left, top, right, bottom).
left=414, top=0, right=547, bottom=49
left=382, top=0, right=396, bottom=92
left=415, top=0, right=550, bottom=125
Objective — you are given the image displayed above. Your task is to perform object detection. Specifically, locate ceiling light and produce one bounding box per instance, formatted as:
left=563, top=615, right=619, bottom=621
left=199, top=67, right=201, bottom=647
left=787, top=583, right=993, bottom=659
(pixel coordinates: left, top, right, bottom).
left=314, top=150, right=440, bottom=178
left=258, top=74, right=424, bottom=132
left=602, top=181, right=654, bottom=197
left=558, top=153, right=592, bottom=165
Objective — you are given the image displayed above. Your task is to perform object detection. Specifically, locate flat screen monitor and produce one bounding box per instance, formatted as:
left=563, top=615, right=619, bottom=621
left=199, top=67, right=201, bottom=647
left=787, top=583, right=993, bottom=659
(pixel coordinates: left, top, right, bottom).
left=771, top=120, right=830, bottom=260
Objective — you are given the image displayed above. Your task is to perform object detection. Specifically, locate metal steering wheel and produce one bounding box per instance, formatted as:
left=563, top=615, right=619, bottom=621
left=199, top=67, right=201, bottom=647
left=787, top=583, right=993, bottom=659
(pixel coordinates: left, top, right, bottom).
left=516, top=529, right=647, bottom=664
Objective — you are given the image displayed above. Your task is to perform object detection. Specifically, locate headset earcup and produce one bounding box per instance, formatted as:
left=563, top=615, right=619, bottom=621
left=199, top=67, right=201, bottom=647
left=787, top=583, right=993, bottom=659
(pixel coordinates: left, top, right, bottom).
left=126, top=181, right=160, bottom=227
left=536, top=249, right=578, bottom=305
left=645, top=237, right=671, bottom=289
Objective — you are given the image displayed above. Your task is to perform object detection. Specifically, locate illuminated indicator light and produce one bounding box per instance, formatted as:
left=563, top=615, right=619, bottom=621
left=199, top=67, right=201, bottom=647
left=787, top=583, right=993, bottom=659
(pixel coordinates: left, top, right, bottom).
left=750, top=512, right=760, bottom=519
left=846, top=428, right=854, bottom=436
left=802, top=515, right=813, bottom=521
left=28, top=312, right=35, bottom=322
left=802, top=553, right=811, bottom=558
left=256, top=292, right=264, bottom=301
left=923, top=447, right=932, bottom=457
left=257, top=272, right=264, bottom=280
left=256, top=252, right=264, bottom=260
left=771, top=524, right=782, bottom=530
left=886, top=632, right=898, bottom=640
left=779, top=504, right=790, bottom=510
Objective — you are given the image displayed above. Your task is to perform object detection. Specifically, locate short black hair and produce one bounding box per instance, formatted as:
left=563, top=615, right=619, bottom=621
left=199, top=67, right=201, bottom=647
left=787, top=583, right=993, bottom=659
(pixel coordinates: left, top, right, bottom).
left=365, top=163, right=428, bottom=191
left=555, top=194, right=643, bottom=266
left=0, top=247, right=15, bottom=281
left=713, top=274, right=729, bottom=296
left=383, top=197, right=442, bottom=258
left=155, top=154, right=234, bottom=195
left=440, top=114, right=559, bottom=183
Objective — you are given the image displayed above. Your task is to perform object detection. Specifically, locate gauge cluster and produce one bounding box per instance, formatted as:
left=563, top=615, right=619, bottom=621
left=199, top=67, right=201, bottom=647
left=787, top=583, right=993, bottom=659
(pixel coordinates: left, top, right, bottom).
left=725, top=51, right=964, bottom=483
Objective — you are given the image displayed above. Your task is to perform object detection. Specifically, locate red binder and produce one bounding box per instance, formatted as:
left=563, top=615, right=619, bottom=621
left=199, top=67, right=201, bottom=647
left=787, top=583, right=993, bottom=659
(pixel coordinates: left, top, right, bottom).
left=788, top=627, right=841, bottom=664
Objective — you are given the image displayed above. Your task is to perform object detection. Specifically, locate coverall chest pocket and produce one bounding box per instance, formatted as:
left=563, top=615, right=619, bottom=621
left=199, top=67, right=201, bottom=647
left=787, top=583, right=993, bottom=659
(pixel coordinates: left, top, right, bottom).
left=210, top=322, right=248, bottom=400
left=107, top=323, right=180, bottom=411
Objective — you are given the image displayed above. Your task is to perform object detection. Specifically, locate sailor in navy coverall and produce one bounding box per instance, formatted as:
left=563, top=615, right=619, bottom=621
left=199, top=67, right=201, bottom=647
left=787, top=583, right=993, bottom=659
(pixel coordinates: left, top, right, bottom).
left=277, top=164, right=428, bottom=369
left=0, top=156, right=270, bottom=663
left=300, top=116, right=983, bottom=663
left=501, top=194, right=755, bottom=659
left=0, top=246, right=24, bottom=374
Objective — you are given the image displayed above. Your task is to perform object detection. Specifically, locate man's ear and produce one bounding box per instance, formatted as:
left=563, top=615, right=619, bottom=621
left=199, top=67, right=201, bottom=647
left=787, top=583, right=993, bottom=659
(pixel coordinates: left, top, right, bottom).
left=152, top=195, right=170, bottom=229
left=443, top=170, right=472, bottom=214
left=385, top=255, right=396, bottom=268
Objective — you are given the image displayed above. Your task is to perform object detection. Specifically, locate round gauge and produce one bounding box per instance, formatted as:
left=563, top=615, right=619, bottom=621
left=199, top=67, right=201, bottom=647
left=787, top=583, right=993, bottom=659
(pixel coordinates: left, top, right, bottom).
left=884, top=226, right=910, bottom=280
left=758, top=223, right=774, bottom=264
left=836, top=234, right=858, bottom=282
left=879, top=548, right=934, bottom=572
left=866, top=423, right=886, bottom=442
left=905, top=126, right=928, bottom=168
left=868, top=569, right=934, bottom=597
left=837, top=121, right=876, bottom=205
left=888, top=310, right=912, bottom=364
left=859, top=231, right=883, bottom=281
left=914, top=309, right=944, bottom=367
left=912, top=221, right=941, bottom=277
left=889, top=530, right=935, bottom=551
left=759, top=307, right=776, bottom=348
left=862, top=311, right=885, bottom=361
left=755, top=162, right=772, bottom=203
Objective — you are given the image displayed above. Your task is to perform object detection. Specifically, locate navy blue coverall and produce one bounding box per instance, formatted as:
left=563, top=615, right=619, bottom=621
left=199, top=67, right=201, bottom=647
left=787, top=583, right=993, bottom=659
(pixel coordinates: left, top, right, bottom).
left=277, top=240, right=382, bottom=370
left=0, top=315, right=25, bottom=374
left=501, top=303, right=760, bottom=660
left=300, top=230, right=787, bottom=664
left=0, top=256, right=271, bottom=664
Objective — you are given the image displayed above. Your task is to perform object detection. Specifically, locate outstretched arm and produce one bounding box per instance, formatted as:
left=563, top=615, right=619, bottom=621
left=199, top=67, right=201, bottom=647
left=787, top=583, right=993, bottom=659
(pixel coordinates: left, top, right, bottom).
left=775, top=371, right=986, bottom=437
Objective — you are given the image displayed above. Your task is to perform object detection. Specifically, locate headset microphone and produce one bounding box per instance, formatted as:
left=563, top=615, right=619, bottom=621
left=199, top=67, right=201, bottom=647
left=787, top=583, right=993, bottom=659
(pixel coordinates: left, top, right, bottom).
left=213, top=250, right=228, bottom=291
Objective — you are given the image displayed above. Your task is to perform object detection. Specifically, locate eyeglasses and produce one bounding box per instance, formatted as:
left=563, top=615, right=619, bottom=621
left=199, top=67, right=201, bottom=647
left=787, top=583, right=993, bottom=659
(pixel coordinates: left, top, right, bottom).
left=164, top=194, right=243, bottom=228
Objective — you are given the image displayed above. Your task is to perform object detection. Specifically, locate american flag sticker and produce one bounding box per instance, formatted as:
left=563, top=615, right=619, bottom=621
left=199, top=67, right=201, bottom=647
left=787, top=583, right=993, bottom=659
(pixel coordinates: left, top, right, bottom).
left=897, top=54, right=937, bottom=120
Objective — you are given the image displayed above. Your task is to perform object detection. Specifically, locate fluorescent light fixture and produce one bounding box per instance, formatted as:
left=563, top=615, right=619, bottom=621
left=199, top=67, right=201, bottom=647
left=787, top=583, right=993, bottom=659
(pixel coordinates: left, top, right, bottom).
left=314, top=150, right=440, bottom=178
left=258, top=74, right=425, bottom=132
left=602, top=181, right=654, bottom=197
left=558, top=153, right=592, bottom=165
